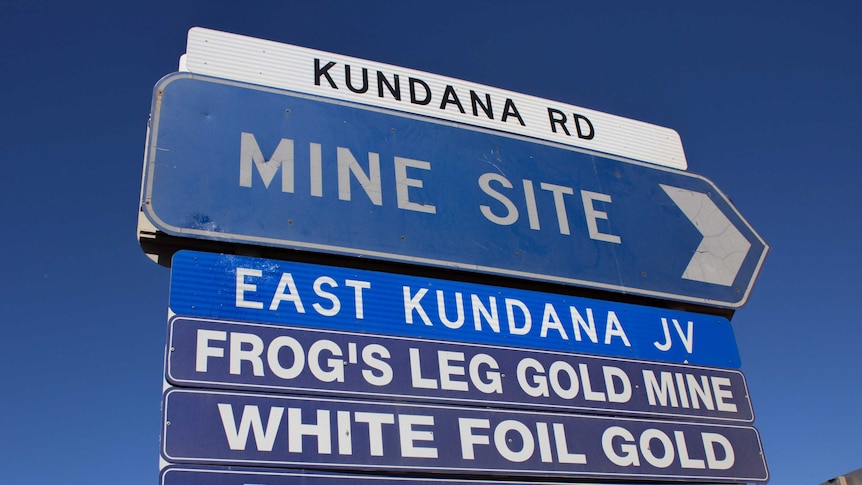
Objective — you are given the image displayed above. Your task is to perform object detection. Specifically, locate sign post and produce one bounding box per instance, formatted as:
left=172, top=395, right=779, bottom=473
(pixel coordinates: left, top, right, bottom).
left=141, top=28, right=769, bottom=485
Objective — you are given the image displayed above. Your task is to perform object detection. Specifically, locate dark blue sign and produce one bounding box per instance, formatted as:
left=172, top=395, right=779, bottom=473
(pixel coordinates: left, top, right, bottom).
left=169, top=251, right=741, bottom=368
left=159, top=465, right=724, bottom=485
left=160, top=465, right=665, bottom=485
left=168, top=317, right=752, bottom=422
left=142, top=74, right=767, bottom=308
left=161, top=388, right=769, bottom=483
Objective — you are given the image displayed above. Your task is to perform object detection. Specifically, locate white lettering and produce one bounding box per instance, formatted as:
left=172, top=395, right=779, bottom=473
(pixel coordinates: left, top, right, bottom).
left=312, top=276, right=340, bottom=317
left=354, top=412, right=395, bottom=456
left=269, top=273, right=306, bottom=312
left=459, top=418, right=490, bottom=460
left=437, top=290, right=465, bottom=329
left=602, top=426, right=735, bottom=470
left=403, top=287, right=432, bottom=325
left=703, top=432, right=735, bottom=469
left=478, top=173, right=518, bottom=225
left=494, top=420, right=534, bottom=462
left=604, top=366, right=632, bottom=403
left=344, top=279, right=370, bottom=319
left=438, top=350, right=468, bottom=391
left=505, top=298, right=532, bottom=335
left=308, top=339, right=344, bottom=383
left=288, top=408, right=332, bottom=453
left=398, top=414, right=438, bottom=458
left=337, top=147, right=382, bottom=205
left=218, top=403, right=283, bottom=452
left=236, top=268, right=264, bottom=309
left=581, top=190, right=621, bottom=243
left=267, top=336, right=304, bottom=379
left=409, top=348, right=438, bottom=390
left=361, top=344, right=393, bottom=386
left=712, top=377, right=738, bottom=413
left=230, top=332, right=264, bottom=376
left=196, top=329, right=226, bottom=372
left=470, top=353, right=503, bottom=394
left=471, top=294, right=500, bottom=332
left=570, top=307, right=598, bottom=343
left=394, top=156, right=436, bottom=214
left=239, top=132, right=294, bottom=192
left=603, top=426, right=639, bottom=466
left=604, top=311, right=630, bottom=346
left=539, top=182, right=574, bottom=235
left=540, top=303, right=567, bottom=339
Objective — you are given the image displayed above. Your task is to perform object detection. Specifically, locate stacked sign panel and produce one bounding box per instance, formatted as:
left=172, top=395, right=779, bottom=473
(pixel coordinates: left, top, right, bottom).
left=161, top=251, right=767, bottom=482
left=142, top=28, right=769, bottom=484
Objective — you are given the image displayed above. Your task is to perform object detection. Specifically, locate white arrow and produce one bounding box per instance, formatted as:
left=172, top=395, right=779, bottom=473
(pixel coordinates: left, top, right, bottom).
left=660, top=185, right=751, bottom=286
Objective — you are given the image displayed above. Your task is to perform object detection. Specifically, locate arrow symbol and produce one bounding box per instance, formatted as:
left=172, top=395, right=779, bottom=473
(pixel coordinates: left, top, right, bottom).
left=660, top=185, right=751, bottom=286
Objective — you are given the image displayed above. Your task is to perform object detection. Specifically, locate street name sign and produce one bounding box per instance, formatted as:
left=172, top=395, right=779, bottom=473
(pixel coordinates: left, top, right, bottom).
left=169, top=251, right=742, bottom=368
left=142, top=76, right=767, bottom=308
left=161, top=388, right=768, bottom=483
left=183, top=27, right=687, bottom=170
left=168, top=316, right=753, bottom=422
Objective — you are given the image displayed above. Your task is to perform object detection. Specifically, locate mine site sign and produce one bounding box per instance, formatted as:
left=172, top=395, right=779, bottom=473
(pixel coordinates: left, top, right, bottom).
left=142, top=76, right=767, bottom=308
left=161, top=388, right=768, bottom=483
left=183, top=27, right=687, bottom=170
left=168, top=251, right=742, bottom=368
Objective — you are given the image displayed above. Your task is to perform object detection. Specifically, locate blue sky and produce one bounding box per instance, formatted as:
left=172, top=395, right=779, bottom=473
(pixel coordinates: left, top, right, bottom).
left=1, top=1, right=860, bottom=484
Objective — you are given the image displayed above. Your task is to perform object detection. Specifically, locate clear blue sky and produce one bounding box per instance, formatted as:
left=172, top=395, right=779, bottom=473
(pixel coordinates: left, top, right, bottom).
left=1, top=1, right=859, bottom=484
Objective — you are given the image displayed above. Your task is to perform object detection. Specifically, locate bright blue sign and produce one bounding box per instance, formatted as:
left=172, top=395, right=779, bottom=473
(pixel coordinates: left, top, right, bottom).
left=142, top=74, right=767, bottom=308
left=161, top=388, right=769, bottom=483
left=168, top=317, right=753, bottom=422
left=169, top=251, right=741, bottom=368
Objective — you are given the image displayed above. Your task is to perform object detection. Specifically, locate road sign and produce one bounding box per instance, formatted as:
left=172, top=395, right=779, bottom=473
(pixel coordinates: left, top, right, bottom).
left=169, top=251, right=741, bottom=368
left=142, top=76, right=767, bottom=308
left=161, top=465, right=724, bottom=485
left=168, top=316, right=753, bottom=422
left=161, top=388, right=768, bottom=483
left=161, top=466, right=710, bottom=485
left=183, top=27, right=687, bottom=170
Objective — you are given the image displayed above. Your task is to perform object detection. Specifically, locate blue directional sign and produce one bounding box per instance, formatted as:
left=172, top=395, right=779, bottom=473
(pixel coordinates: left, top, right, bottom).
left=141, top=74, right=767, bottom=308
left=169, top=251, right=741, bottom=368
left=161, top=388, right=769, bottom=483
left=168, top=317, right=753, bottom=422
